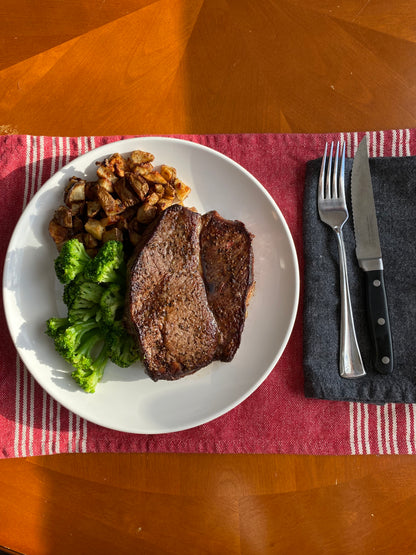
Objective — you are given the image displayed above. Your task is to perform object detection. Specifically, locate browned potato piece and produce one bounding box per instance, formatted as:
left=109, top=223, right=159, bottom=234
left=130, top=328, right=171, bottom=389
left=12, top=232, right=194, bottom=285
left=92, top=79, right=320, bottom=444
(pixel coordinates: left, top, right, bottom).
left=72, top=216, right=84, bottom=234
left=84, top=218, right=105, bottom=241
left=100, top=214, right=121, bottom=227
left=158, top=197, right=174, bottom=211
left=84, top=232, right=99, bottom=249
left=160, top=165, right=177, bottom=183
left=87, top=200, right=101, bottom=218
left=64, top=178, right=85, bottom=206
left=96, top=185, right=125, bottom=216
left=152, top=183, right=164, bottom=196
left=107, top=153, right=127, bottom=177
left=130, top=150, right=155, bottom=165
left=126, top=173, right=149, bottom=201
left=49, top=219, right=72, bottom=247
left=131, top=162, right=153, bottom=176
left=97, top=177, right=114, bottom=194
left=70, top=202, right=84, bottom=216
left=102, top=228, right=123, bottom=242
left=174, top=179, right=191, bottom=201
left=96, top=164, right=118, bottom=184
left=136, top=203, right=158, bottom=224
left=113, top=177, right=139, bottom=208
left=163, top=183, right=176, bottom=199
left=53, top=205, right=72, bottom=228
left=85, top=181, right=98, bottom=200
left=144, top=171, right=167, bottom=185
left=146, top=192, right=160, bottom=206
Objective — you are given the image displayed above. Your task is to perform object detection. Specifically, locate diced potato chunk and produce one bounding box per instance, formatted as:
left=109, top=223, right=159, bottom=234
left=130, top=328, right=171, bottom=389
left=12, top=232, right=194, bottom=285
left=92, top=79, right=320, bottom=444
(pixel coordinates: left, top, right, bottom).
left=136, top=203, right=158, bottom=224
left=64, top=178, right=85, bottom=205
left=84, top=218, right=105, bottom=241
left=160, top=165, right=177, bottom=183
left=127, top=173, right=149, bottom=202
left=158, top=197, right=174, bottom=211
left=53, top=205, right=72, bottom=228
left=174, top=179, right=191, bottom=201
left=130, top=150, right=155, bottom=165
left=144, top=171, right=167, bottom=185
left=97, top=185, right=125, bottom=216
left=102, top=228, right=123, bottom=242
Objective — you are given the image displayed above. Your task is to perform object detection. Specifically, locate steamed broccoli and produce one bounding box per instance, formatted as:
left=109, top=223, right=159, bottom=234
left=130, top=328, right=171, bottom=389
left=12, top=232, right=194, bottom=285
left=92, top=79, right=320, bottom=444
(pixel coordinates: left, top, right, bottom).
left=54, top=239, right=91, bottom=284
left=68, top=302, right=101, bottom=324
left=71, top=342, right=109, bottom=393
left=99, top=283, right=125, bottom=324
left=53, top=318, right=101, bottom=362
left=64, top=277, right=104, bottom=308
left=46, top=317, right=69, bottom=339
left=47, top=239, right=139, bottom=393
left=84, top=240, right=125, bottom=285
left=106, top=321, right=141, bottom=368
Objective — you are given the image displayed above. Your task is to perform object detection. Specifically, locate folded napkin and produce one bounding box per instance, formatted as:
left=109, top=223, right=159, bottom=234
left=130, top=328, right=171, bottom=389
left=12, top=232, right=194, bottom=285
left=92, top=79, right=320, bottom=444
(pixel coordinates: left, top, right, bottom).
left=304, top=151, right=416, bottom=403
left=2, top=130, right=416, bottom=459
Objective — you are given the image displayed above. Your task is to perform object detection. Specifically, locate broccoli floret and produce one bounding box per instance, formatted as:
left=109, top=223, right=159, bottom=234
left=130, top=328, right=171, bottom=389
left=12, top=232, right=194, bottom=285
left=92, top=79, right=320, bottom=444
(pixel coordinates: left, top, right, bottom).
left=84, top=240, right=126, bottom=285
left=54, top=319, right=101, bottom=362
left=71, top=342, right=109, bottom=393
left=64, top=276, right=103, bottom=307
left=46, top=317, right=69, bottom=339
left=106, top=321, right=141, bottom=368
left=68, top=327, right=105, bottom=368
left=68, top=303, right=100, bottom=324
left=54, top=239, right=91, bottom=284
left=99, top=283, right=125, bottom=324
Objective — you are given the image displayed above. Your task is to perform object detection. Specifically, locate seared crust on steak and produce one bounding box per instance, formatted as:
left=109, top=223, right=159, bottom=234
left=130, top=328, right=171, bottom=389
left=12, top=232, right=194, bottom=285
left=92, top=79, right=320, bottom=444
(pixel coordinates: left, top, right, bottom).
left=125, top=204, right=254, bottom=381
left=200, top=211, right=254, bottom=362
left=126, top=205, right=219, bottom=381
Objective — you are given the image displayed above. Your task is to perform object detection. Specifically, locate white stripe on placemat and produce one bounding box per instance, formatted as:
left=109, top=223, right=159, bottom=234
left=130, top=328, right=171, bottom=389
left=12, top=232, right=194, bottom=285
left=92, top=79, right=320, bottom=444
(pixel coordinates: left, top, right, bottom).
left=405, top=404, right=412, bottom=453
left=406, top=128, right=411, bottom=156
left=349, top=402, right=355, bottom=454
left=384, top=404, right=391, bottom=454
left=376, top=405, right=384, bottom=454
left=65, top=136, right=71, bottom=164
left=392, top=129, right=397, bottom=157
left=363, top=403, right=370, bottom=454
left=413, top=405, right=416, bottom=452
left=356, top=403, right=363, bottom=454
left=391, top=404, right=399, bottom=454
left=68, top=411, right=73, bottom=453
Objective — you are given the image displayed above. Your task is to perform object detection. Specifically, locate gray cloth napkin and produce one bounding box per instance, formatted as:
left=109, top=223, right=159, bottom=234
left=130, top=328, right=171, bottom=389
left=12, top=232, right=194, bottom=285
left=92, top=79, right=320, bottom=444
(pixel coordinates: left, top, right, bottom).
left=303, top=155, right=416, bottom=403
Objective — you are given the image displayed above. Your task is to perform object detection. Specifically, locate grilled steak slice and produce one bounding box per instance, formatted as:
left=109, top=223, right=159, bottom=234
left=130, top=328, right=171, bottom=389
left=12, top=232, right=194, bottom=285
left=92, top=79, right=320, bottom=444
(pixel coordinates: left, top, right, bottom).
left=126, top=204, right=219, bottom=381
left=200, top=211, right=254, bottom=362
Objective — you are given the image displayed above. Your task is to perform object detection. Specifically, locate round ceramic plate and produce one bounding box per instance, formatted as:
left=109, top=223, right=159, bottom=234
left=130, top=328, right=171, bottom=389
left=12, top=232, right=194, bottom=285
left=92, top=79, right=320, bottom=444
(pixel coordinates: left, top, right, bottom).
left=3, top=137, right=299, bottom=434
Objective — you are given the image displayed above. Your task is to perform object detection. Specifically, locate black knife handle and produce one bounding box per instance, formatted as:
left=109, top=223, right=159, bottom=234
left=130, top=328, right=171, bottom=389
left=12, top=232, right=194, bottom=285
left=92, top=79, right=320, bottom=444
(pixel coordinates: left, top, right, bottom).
left=365, top=269, right=393, bottom=374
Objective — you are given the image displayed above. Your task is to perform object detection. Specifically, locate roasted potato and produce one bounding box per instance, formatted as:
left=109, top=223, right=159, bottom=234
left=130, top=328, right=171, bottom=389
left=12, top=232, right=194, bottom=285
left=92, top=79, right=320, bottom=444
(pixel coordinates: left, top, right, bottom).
left=49, top=149, right=192, bottom=253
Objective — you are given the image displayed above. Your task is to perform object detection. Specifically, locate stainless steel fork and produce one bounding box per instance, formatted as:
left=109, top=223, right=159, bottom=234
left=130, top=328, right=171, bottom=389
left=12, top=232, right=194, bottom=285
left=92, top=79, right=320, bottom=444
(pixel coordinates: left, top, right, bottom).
left=318, top=142, right=366, bottom=379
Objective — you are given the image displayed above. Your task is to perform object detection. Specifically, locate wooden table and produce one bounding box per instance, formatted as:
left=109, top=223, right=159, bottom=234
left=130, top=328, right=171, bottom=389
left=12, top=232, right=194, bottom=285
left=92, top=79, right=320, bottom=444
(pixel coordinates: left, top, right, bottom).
left=1, top=1, right=416, bottom=553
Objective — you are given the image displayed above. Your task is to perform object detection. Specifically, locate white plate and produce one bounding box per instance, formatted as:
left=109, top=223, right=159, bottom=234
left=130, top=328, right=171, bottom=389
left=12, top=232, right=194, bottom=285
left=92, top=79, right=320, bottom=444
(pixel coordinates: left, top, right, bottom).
left=3, top=137, right=299, bottom=434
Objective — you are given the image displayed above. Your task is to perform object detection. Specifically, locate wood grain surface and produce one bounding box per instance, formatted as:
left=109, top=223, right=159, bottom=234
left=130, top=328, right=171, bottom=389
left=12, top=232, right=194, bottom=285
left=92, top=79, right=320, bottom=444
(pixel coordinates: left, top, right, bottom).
left=1, top=1, right=416, bottom=553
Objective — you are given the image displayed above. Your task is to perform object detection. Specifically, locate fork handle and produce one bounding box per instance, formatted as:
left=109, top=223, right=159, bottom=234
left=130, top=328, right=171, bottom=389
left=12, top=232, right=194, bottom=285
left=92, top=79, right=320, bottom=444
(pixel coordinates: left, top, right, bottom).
left=335, top=229, right=366, bottom=378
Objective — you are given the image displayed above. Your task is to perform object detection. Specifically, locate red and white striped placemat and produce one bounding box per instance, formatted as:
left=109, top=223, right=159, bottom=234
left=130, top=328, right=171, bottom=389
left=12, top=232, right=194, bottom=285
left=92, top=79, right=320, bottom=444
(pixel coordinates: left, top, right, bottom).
left=1, top=130, right=415, bottom=458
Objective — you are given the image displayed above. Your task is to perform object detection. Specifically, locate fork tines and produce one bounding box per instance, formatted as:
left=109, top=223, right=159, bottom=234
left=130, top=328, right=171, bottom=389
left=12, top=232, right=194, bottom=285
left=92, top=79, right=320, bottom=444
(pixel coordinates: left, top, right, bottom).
left=319, top=141, right=346, bottom=200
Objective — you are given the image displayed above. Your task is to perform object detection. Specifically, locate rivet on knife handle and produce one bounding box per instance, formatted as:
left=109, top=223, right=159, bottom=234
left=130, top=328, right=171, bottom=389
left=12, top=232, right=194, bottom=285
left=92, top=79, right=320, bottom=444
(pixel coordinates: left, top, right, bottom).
left=364, top=268, right=393, bottom=374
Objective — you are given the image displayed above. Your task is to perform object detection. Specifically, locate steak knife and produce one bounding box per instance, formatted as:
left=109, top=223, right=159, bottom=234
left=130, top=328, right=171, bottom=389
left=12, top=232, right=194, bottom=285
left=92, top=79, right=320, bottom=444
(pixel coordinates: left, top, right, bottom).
left=351, top=136, right=393, bottom=374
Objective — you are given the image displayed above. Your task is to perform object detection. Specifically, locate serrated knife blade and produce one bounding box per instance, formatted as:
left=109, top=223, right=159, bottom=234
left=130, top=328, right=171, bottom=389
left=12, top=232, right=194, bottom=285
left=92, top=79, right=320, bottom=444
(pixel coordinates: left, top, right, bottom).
left=351, top=136, right=393, bottom=374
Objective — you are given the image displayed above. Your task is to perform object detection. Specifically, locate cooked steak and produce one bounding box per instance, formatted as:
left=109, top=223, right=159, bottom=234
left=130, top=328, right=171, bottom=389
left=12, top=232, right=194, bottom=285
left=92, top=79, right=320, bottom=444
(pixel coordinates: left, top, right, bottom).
left=126, top=205, right=219, bottom=381
left=126, top=204, right=254, bottom=381
left=200, top=211, right=254, bottom=361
